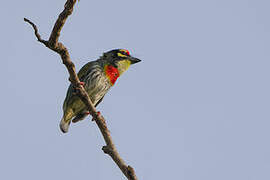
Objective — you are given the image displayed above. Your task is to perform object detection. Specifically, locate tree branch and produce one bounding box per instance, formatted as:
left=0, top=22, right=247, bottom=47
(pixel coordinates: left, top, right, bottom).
left=24, top=0, right=138, bottom=179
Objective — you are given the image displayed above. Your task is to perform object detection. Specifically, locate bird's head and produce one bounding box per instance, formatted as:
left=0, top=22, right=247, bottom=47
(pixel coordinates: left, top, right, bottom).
left=101, top=49, right=141, bottom=85
left=102, top=49, right=141, bottom=74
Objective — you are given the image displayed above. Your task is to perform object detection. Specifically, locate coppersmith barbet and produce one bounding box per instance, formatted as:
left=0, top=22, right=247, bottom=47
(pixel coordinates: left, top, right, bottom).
left=60, top=49, right=141, bottom=133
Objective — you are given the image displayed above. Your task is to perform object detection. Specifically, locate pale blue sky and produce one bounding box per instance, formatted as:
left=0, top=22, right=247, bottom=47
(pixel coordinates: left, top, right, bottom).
left=1, top=0, right=270, bottom=179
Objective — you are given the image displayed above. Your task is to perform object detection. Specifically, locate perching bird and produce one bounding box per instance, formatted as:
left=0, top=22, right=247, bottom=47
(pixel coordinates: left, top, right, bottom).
left=60, top=49, right=141, bottom=133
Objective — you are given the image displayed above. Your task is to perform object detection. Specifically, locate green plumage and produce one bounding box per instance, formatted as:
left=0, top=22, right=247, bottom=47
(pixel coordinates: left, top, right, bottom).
left=60, top=49, right=141, bottom=133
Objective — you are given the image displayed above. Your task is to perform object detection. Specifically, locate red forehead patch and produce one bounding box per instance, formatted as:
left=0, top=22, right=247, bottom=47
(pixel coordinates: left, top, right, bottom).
left=123, top=49, right=130, bottom=56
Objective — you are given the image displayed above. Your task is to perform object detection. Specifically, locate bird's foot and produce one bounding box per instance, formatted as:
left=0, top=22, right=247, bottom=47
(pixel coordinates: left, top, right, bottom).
left=92, top=111, right=101, bottom=121
left=72, top=82, right=85, bottom=94
left=75, top=82, right=85, bottom=89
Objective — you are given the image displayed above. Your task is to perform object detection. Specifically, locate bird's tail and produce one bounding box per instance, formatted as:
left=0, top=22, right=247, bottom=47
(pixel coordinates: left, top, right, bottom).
left=60, top=111, right=73, bottom=133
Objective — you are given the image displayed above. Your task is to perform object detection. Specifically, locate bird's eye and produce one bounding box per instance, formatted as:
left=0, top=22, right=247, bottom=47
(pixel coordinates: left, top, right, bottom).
left=119, top=49, right=130, bottom=56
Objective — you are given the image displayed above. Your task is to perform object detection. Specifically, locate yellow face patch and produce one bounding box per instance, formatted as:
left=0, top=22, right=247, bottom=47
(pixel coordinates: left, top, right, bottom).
left=117, top=49, right=130, bottom=58
left=117, top=52, right=127, bottom=58
left=116, top=60, right=131, bottom=75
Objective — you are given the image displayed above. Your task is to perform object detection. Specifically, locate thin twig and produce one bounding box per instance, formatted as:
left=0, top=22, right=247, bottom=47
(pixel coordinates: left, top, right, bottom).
left=24, top=0, right=138, bottom=179
left=23, top=18, right=47, bottom=44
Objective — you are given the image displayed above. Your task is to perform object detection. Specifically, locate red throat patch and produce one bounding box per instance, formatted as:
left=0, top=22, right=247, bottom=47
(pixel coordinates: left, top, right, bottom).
left=105, top=65, right=120, bottom=85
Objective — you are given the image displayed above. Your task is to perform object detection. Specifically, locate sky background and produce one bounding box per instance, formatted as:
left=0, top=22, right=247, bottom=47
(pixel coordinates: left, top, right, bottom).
left=1, top=0, right=270, bottom=179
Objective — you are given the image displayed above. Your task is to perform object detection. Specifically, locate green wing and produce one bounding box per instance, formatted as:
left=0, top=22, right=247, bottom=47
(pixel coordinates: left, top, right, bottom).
left=77, top=61, right=94, bottom=80
left=63, top=61, right=95, bottom=110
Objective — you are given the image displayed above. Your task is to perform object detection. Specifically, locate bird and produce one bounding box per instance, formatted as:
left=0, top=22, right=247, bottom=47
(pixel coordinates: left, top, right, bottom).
left=60, top=49, right=141, bottom=133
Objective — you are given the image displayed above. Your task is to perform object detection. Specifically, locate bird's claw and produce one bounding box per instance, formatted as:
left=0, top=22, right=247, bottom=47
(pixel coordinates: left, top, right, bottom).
left=76, top=81, right=85, bottom=89
left=72, top=82, right=85, bottom=94
left=92, top=111, right=101, bottom=121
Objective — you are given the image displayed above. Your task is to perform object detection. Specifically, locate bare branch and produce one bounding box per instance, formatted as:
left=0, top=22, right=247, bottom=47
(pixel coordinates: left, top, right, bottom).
left=48, top=0, right=76, bottom=46
left=23, top=18, right=47, bottom=45
left=24, top=0, right=138, bottom=180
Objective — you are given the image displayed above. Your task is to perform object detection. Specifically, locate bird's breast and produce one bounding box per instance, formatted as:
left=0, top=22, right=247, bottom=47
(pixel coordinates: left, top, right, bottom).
left=104, top=65, right=120, bottom=85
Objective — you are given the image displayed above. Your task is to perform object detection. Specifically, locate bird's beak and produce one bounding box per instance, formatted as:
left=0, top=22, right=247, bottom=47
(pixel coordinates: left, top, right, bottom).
left=129, top=56, right=141, bottom=64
